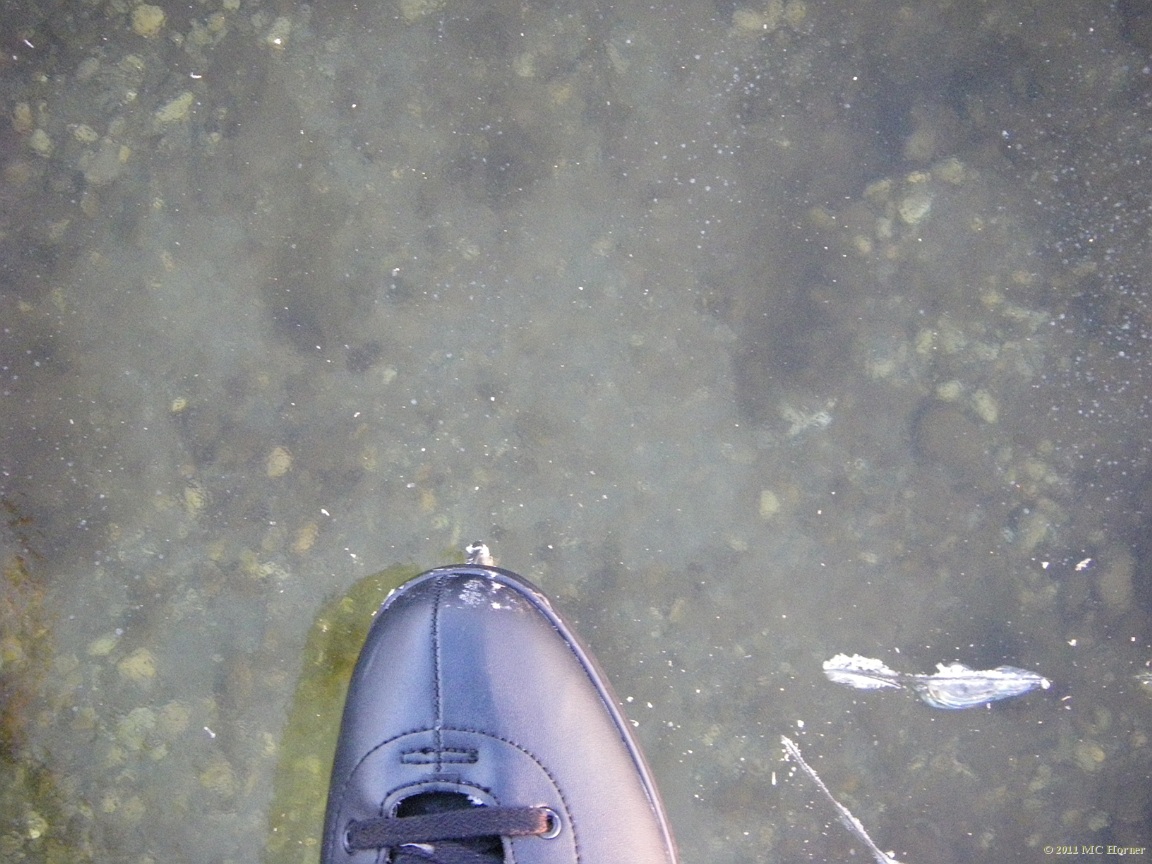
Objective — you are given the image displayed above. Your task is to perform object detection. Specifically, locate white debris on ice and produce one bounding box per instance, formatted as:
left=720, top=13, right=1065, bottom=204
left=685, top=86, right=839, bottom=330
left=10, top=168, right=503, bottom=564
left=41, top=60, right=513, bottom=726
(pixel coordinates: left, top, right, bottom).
left=823, top=653, right=1050, bottom=709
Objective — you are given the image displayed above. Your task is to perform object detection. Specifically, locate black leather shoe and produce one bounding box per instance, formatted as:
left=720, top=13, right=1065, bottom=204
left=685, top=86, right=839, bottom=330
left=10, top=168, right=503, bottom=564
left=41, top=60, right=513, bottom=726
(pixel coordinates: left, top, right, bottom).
left=321, top=562, right=679, bottom=864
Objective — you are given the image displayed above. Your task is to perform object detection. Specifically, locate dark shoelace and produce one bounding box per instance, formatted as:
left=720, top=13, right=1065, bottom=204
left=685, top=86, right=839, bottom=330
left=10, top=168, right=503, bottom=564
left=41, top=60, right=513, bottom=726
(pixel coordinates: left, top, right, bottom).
left=345, top=806, right=555, bottom=864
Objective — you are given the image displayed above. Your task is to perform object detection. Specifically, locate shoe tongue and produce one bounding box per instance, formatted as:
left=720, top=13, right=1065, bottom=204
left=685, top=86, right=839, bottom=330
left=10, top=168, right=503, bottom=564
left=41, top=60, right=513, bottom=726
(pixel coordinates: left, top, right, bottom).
left=395, top=792, right=504, bottom=863
left=396, top=791, right=479, bottom=817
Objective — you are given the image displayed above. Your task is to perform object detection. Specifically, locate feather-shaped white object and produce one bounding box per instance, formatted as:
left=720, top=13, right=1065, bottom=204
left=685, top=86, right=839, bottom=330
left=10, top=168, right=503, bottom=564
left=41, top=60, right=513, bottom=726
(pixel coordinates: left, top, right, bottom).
left=823, top=654, right=1050, bottom=709
left=909, top=663, right=1050, bottom=709
left=822, top=653, right=904, bottom=690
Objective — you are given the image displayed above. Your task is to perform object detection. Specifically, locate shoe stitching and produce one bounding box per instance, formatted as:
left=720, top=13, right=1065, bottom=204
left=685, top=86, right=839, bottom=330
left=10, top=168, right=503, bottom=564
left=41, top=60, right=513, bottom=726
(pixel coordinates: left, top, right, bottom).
left=400, top=747, right=479, bottom=764
left=431, top=574, right=446, bottom=774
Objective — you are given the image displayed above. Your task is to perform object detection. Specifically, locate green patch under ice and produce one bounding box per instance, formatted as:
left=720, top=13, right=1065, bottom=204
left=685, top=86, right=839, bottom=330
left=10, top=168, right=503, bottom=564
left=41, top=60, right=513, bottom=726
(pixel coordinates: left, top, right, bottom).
left=265, top=563, right=421, bottom=864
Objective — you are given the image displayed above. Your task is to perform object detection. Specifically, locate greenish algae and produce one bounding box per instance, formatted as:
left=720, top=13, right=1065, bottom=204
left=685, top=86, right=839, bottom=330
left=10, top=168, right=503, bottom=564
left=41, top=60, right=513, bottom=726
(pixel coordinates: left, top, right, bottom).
left=0, top=552, right=88, bottom=862
left=265, top=563, right=422, bottom=864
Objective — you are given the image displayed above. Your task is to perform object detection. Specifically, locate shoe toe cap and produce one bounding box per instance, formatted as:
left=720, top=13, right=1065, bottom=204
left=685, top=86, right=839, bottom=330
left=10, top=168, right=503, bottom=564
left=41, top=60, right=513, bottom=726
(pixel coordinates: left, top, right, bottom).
left=324, top=568, right=677, bottom=864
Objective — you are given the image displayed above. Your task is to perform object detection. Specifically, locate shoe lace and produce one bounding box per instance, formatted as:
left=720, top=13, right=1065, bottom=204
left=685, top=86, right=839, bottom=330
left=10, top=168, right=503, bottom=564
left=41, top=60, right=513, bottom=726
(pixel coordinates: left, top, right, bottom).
left=345, top=805, right=554, bottom=864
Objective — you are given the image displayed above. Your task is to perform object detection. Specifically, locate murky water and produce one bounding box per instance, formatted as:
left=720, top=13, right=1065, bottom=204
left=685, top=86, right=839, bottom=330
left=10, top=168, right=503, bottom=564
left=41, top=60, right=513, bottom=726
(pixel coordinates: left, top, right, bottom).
left=2, top=1, right=1150, bottom=861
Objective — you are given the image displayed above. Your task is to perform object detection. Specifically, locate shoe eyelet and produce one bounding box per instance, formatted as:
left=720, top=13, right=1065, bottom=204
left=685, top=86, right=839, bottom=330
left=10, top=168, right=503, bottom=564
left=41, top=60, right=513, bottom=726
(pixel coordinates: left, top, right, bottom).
left=342, top=822, right=356, bottom=853
left=539, top=807, right=562, bottom=839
